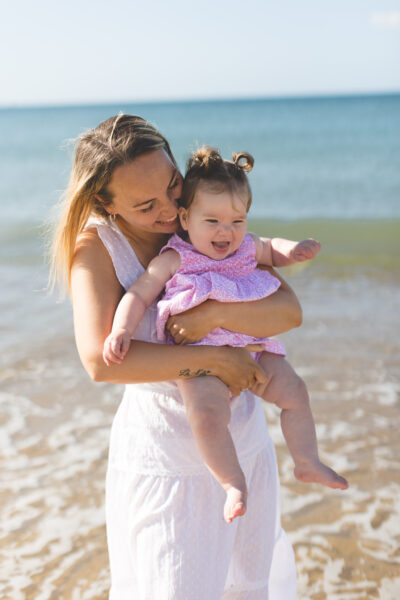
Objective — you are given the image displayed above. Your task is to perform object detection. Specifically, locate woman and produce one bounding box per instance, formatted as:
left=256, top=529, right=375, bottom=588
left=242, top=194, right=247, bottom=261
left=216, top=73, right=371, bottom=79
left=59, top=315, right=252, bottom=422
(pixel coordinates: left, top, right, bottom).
left=50, top=114, right=300, bottom=599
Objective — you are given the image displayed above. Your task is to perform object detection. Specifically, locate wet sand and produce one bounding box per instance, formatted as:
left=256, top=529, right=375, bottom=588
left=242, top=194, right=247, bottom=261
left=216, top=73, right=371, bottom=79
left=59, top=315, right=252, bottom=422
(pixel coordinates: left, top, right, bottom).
left=1, top=266, right=399, bottom=599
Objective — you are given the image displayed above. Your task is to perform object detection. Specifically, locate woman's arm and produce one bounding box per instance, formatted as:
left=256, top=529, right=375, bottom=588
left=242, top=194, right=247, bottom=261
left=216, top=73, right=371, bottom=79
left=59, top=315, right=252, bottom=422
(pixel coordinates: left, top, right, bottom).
left=219, top=266, right=302, bottom=335
left=166, top=266, right=302, bottom=345
left=70, top=231, right=266, bottom=397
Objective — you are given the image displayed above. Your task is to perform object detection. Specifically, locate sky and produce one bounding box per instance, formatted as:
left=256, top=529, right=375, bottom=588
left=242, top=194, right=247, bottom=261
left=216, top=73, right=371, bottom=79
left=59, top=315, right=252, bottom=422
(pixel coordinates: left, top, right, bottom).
left=1, top=0, right=399, bottom=107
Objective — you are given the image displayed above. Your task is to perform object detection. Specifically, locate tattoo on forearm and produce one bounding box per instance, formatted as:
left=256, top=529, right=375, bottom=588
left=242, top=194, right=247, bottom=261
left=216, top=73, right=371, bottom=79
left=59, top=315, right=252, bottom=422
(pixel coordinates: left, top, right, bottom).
left=179, top=368, right=211, bottom=378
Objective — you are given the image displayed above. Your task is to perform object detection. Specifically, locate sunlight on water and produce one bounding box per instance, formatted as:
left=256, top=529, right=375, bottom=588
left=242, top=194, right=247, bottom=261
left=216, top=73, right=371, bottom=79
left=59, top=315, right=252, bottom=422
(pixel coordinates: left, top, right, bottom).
left=1, top=94, right=399, bottom=599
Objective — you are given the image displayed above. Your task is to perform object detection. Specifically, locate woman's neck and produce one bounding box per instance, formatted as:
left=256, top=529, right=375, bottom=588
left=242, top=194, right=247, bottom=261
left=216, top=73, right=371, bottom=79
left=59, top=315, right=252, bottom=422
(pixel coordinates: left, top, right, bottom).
left=115, top=216, right=171, bottom=267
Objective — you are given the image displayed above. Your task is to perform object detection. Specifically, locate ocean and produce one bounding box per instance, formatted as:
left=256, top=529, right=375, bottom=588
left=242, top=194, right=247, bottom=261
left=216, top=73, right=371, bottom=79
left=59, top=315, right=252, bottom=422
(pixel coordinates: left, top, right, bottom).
left=1, top=94, right=400, bottom=599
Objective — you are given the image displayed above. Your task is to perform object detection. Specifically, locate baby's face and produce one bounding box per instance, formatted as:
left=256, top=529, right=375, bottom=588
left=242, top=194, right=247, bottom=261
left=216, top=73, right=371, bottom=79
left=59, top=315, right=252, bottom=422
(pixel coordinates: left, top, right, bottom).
left=179, top=188, right=248, bottom=260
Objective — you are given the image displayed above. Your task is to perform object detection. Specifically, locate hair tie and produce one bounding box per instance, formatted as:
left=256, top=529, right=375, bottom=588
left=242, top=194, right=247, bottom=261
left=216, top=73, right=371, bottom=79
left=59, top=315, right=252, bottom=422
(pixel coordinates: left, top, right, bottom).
left=232, top=152, right=254, bottom=173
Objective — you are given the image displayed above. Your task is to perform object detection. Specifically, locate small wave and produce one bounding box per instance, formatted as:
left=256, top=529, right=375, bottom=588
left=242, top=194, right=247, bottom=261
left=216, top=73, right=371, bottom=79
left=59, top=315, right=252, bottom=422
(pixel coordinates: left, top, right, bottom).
left=249, top=217, right=400, bottom=272
left=0, top=221, right=45, bottom=265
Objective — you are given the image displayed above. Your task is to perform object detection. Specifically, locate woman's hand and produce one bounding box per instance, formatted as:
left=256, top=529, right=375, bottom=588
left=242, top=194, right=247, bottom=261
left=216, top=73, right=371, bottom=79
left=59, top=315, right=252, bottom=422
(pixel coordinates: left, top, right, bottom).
left=207, top=345, right=268, bottom=397
left=166, top=301, right=217, bottom=344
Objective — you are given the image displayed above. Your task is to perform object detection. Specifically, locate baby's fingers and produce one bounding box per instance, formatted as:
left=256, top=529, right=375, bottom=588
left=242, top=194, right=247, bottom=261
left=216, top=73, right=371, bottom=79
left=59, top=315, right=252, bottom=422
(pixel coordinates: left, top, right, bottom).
left=244, top=344, right=264, bottom=352
left=110, top=338, right=125, bottom=359
left=253, top=363, right=268, bottom=386
left=103, top=350, right=111, bottom=367
left=120, top=337, right=131, bottom=356
left=103, top=346, right=122, bottom=366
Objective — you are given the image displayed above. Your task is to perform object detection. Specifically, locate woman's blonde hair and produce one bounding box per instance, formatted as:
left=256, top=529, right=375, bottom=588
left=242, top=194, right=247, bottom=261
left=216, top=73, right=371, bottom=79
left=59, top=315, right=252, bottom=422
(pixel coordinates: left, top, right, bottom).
left=48, top=114, right=176, bottom=294
left=181, top=146, right=254, bottom=211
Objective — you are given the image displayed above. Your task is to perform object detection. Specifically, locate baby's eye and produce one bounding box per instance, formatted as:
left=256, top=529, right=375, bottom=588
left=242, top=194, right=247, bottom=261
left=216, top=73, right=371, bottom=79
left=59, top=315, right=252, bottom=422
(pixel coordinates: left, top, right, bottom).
left=233, top=220, right=245, bottom=224
left=206, top=219, right=218, bottom=223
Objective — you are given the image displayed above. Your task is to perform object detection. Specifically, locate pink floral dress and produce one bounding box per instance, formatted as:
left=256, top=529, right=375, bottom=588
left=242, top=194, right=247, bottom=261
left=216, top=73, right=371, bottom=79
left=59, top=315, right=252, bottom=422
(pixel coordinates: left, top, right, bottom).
left=157, top=233, right=286, bottom=357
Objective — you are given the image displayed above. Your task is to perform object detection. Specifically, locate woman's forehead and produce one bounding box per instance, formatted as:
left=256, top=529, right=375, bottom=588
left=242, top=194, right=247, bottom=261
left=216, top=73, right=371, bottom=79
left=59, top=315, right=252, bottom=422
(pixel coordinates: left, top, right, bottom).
left=109, top=149, right=177, bottom=201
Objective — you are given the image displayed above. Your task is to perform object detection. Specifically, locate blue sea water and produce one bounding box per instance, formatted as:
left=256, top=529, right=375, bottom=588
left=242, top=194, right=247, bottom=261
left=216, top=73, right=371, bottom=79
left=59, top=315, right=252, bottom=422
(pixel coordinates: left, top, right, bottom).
left=2, top=95, right=400, bottom=599
left=1, top=93, right=399, bottom=227
left=0, top=94, right=399, bottom=357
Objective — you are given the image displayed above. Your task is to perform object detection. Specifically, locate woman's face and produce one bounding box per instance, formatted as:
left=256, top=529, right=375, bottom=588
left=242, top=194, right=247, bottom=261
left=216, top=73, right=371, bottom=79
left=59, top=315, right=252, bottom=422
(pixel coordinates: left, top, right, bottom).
left=105, top=148, right=183, bottom=236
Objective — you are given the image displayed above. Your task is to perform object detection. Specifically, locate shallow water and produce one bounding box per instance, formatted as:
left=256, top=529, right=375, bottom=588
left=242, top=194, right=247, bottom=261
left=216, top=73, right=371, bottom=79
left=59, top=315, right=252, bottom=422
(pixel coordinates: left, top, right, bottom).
left=1, top=94, right=399, bottom=598
left=1, top=264, right=399, bottom=599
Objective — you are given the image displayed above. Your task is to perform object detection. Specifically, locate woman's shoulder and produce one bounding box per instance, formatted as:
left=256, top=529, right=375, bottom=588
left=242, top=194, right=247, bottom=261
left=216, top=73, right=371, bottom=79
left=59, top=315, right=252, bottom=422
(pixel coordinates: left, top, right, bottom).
left=73, top=227, right=116, bottom=278
left=77, top=215, right=144, bottom=290
left=77, top=216, right=110, bottom=256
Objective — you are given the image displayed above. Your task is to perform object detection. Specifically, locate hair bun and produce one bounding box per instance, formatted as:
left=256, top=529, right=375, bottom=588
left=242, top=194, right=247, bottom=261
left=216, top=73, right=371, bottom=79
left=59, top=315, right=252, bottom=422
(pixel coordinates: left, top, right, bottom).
left=188, top=146, right=223, bottom=171
left=232, top=152, right=254, bottom=173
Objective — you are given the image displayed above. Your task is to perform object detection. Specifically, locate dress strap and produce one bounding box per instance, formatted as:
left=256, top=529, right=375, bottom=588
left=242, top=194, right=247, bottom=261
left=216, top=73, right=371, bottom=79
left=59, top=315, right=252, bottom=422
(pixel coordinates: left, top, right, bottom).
left=85, top=216, right=144, bottom=290
left=238, top=233, right=257, bottom=261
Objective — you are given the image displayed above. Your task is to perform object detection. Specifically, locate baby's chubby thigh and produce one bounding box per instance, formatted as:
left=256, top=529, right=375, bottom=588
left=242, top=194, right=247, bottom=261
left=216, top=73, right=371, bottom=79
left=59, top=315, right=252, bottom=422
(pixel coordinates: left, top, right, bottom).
left=256, top=352, right=309, bottom=411
left=177, top=376, right=231, bottom=436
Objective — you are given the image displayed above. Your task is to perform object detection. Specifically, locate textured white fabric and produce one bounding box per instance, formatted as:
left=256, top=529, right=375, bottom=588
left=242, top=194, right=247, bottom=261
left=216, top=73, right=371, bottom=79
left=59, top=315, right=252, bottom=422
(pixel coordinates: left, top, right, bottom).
left=88, top=216, right=297, bottom=599
left=106, top=442, right=296, bottom=600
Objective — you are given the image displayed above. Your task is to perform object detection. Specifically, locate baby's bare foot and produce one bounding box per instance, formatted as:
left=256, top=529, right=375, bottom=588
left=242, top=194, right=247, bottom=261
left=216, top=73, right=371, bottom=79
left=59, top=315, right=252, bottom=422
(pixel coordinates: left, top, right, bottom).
left=224, top=486, right=247, bottom=523
left=294, top=461, right=348, bottom=490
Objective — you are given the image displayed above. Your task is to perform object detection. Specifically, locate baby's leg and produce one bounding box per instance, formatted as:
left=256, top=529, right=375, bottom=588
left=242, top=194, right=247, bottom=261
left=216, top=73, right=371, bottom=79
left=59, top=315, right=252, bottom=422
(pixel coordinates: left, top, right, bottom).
left=177, top=377, right=247, bottom=523
left=258, top=353, right=348, bottom=490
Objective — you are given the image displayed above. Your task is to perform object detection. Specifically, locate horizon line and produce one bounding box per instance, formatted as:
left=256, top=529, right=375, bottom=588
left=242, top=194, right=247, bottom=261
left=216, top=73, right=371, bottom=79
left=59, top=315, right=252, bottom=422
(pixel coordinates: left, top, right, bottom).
left=1, top=89, right=399, bottom=111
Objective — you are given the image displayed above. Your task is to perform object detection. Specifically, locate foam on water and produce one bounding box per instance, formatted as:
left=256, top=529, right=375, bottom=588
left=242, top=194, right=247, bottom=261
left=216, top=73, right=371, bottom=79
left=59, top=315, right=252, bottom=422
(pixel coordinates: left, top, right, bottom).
left=1, top=94, right=399, bottom=598
left=2, top=277, right=400, bottom=598
left=0, top=375, right=116, bottom=599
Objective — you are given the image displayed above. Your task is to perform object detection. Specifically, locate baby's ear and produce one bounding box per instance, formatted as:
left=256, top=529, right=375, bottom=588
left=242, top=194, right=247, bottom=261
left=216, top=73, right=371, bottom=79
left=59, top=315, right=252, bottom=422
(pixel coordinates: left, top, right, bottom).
left=179, top=207, right=189, bottom=230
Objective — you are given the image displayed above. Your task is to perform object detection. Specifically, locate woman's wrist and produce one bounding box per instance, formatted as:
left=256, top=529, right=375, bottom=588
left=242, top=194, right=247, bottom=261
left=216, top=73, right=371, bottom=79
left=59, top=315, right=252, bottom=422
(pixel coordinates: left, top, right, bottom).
left=204, top=299, right=222, bottom=329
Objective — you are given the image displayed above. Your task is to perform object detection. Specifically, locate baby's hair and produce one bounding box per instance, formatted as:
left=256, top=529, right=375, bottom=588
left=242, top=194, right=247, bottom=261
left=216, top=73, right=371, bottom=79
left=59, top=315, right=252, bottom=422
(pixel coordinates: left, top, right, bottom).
left=181, top=146, right=254, bottom=211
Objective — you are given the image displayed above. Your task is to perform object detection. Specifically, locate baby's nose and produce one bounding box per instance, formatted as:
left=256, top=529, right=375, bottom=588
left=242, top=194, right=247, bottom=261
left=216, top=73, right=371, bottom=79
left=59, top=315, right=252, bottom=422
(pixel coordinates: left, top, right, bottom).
left=218, top=223, right=232, bottom=235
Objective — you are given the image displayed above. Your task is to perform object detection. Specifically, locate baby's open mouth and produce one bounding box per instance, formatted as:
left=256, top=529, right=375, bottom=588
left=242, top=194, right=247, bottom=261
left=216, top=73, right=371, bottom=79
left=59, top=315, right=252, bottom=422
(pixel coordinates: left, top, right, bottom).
left=212, top=241, right=230, bottom=250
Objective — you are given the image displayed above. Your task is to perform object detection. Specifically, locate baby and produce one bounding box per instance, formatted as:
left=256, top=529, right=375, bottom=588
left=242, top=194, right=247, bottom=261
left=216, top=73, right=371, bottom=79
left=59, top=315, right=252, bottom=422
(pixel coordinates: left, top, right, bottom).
left=103, top=147, right=348, bottom=523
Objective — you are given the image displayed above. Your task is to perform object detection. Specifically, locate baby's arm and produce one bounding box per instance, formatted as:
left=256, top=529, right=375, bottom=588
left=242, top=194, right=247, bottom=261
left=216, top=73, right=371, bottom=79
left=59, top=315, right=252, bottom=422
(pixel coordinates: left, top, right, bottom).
left=103, top=249, right=180, bottom=365
left=251, top=234, right=321, bottom=268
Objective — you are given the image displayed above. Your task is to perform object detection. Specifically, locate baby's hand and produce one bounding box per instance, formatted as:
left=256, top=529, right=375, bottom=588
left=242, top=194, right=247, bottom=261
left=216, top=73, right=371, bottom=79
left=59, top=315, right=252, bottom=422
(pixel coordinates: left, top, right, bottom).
left=290, top=238, right=321, bottom=262
left=103, top=328, right=132, bottom=366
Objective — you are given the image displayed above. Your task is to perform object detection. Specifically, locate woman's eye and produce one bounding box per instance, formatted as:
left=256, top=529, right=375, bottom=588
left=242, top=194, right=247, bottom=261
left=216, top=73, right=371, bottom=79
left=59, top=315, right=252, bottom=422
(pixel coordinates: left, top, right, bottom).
left=141, top=204, right=153, bottom=213
left=169, top=176, right=181, bottom=190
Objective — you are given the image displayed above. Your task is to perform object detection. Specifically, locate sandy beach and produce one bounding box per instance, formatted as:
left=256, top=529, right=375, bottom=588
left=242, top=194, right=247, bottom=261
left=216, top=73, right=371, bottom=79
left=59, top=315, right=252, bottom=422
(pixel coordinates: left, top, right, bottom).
left=1, top=95, right=399, bottom=599
left=1, top=256, right=399, bottom=600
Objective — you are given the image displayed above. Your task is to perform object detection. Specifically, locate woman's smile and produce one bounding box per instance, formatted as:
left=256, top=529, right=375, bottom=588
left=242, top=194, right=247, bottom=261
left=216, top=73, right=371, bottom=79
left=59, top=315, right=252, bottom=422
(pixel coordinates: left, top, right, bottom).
left=156, top=214, right=179, bottom=228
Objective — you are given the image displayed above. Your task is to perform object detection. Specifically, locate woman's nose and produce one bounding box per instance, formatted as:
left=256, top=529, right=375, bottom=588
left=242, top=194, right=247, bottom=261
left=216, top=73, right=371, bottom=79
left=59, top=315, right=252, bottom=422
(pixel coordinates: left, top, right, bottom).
left=158, top=195, right=178, bottom=219
left=161, top=191, right=178, bottom=207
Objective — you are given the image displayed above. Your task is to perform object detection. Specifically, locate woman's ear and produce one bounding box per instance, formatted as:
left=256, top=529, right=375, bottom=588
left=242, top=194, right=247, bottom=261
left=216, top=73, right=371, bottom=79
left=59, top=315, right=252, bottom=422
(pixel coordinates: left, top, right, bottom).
left=95, top=194, right=115, bottom=215
left=179, top=207, right=189, bottom=230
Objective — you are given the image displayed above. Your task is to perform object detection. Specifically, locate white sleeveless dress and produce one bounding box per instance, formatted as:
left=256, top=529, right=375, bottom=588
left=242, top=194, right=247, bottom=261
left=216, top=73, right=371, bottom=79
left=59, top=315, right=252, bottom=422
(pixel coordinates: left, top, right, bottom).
left=91, top=217, right=297, bottom=600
